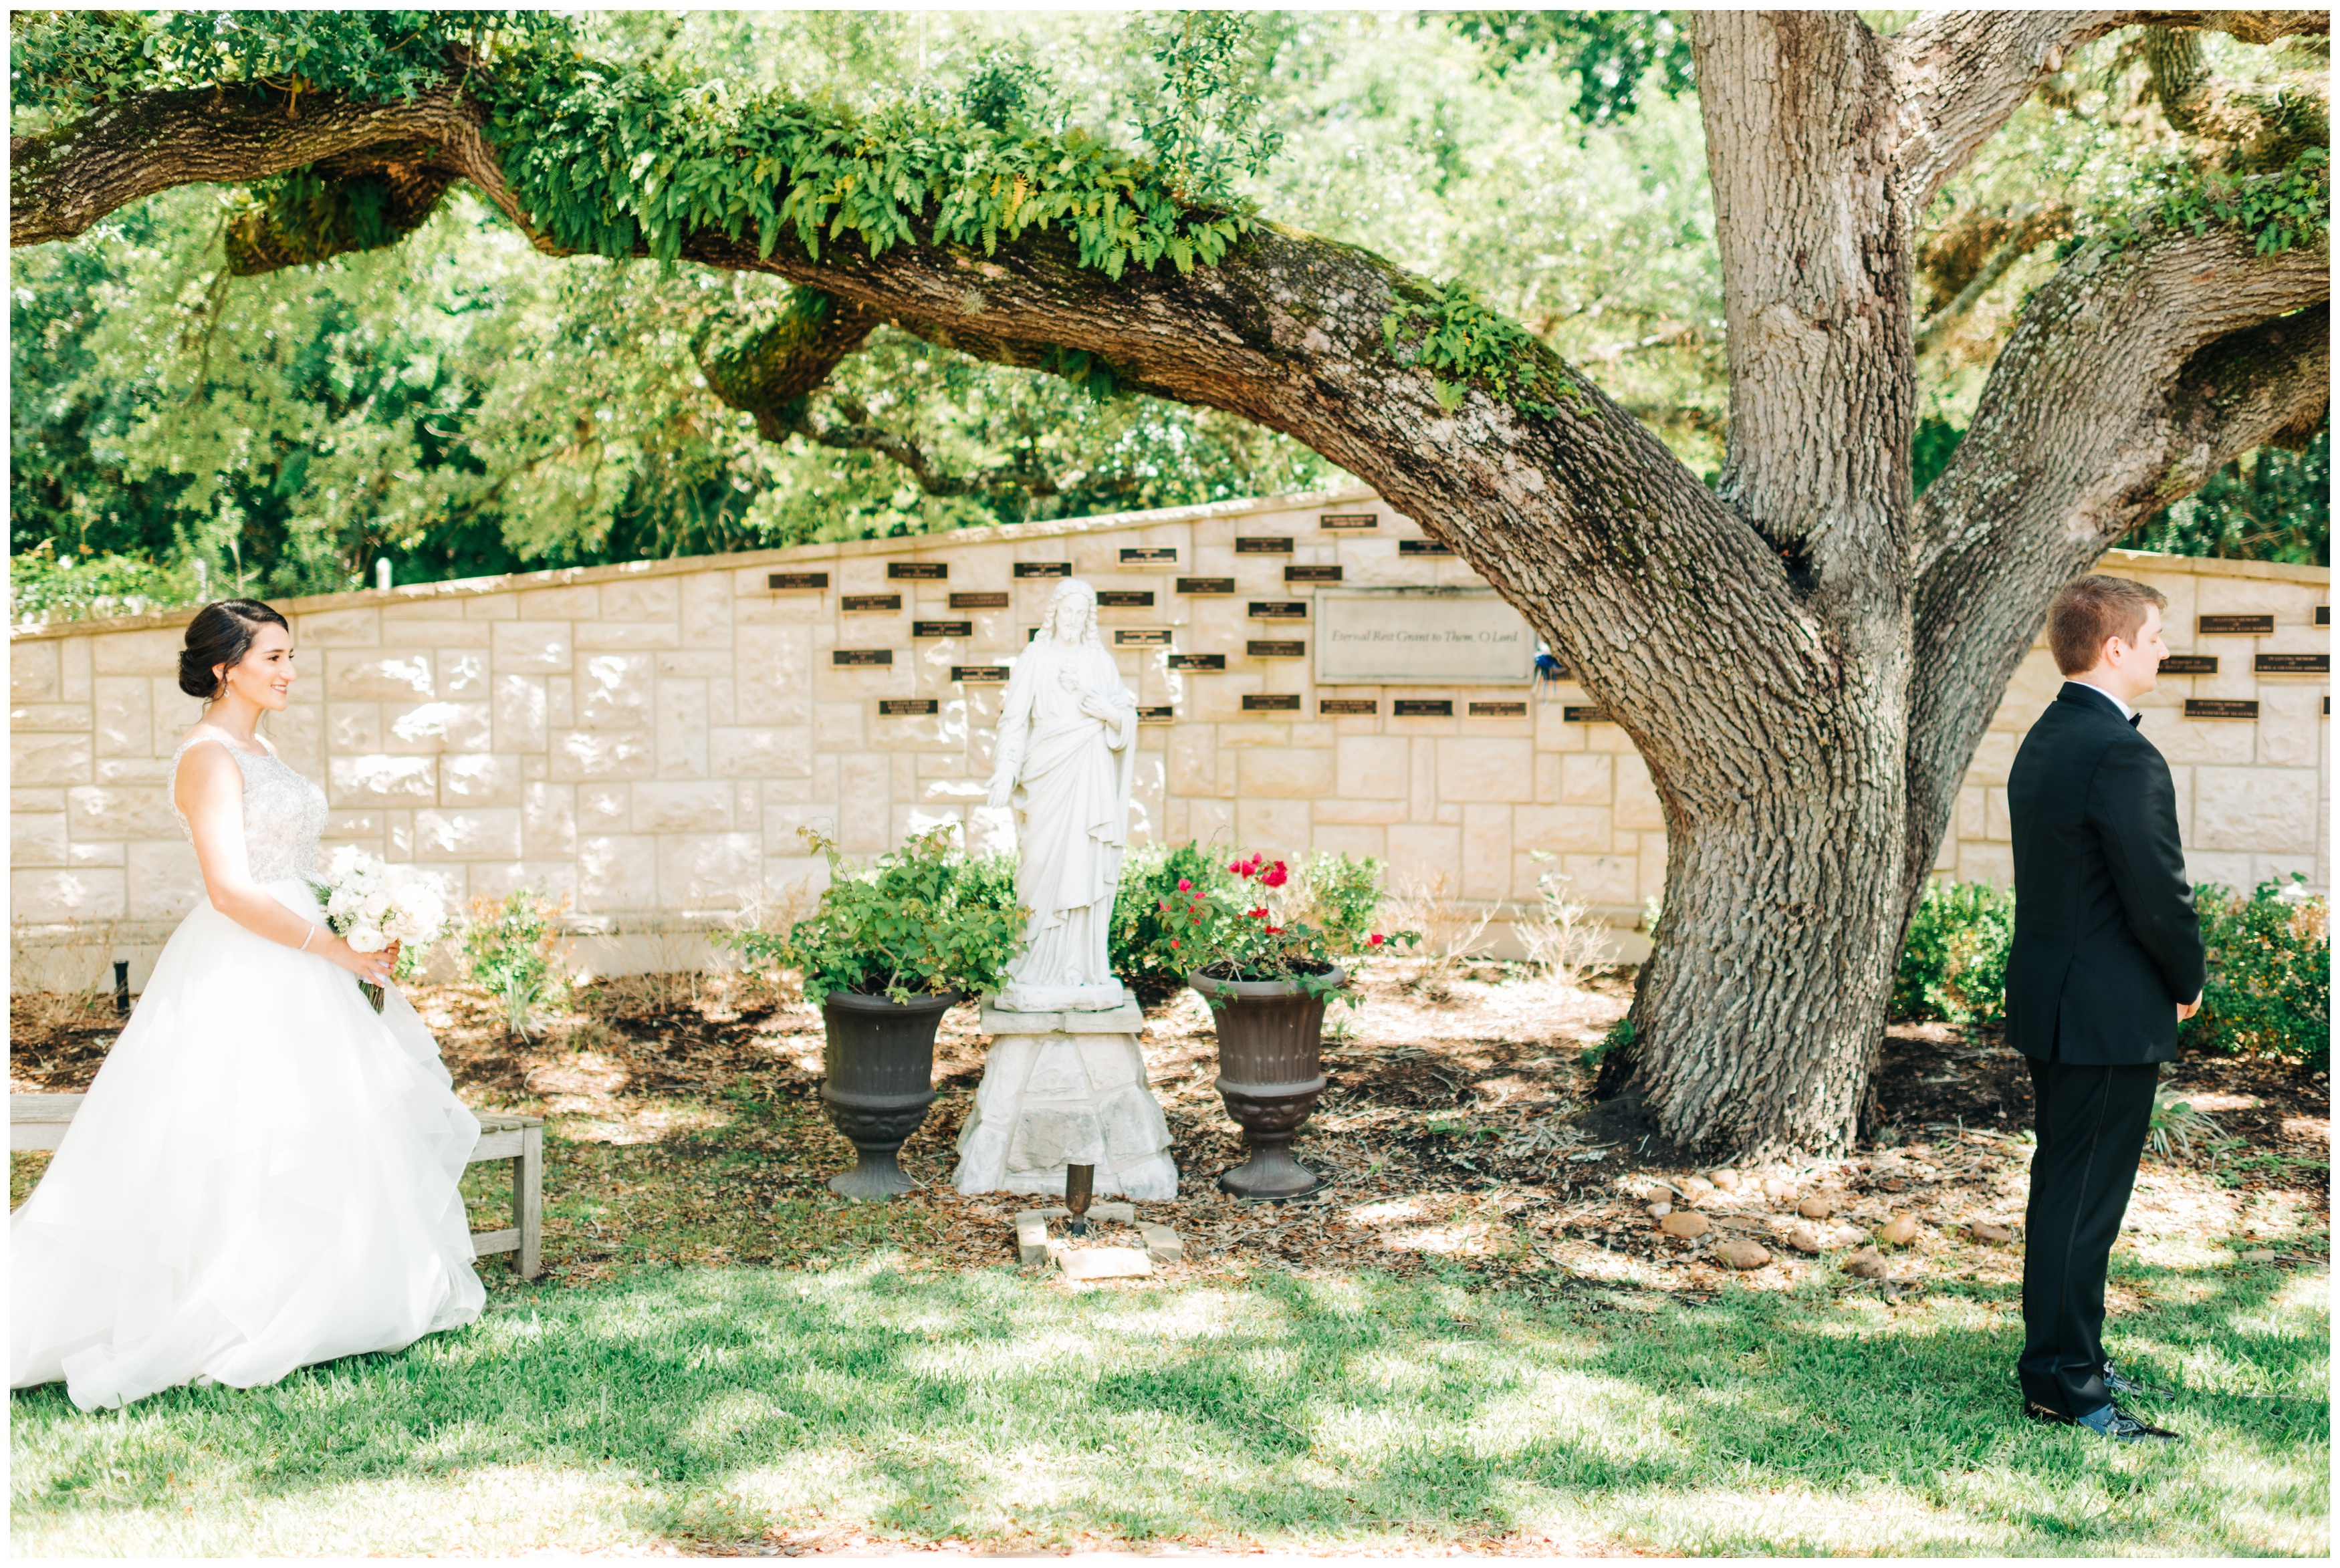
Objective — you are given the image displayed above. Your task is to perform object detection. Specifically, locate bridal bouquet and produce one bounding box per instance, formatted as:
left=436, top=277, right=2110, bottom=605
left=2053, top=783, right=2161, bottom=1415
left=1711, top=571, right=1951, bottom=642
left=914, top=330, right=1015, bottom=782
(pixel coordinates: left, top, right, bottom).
left=313, top=847, right=450, bottom=1011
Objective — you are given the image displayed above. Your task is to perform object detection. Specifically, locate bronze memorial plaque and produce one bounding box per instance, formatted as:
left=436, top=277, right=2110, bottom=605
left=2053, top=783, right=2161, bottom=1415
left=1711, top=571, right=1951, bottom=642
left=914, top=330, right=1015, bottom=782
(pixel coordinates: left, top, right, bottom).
left=1177, top=576, right=1236, bottom=594
left=1119, top=547, right=1178, bottom=566
left=1167, top=652, right=1226, bottom=672
left=842, top=594, right=902, bottom=612
left=1285, top=564, right=1344, bottom=583
left=2159, top=655, right=2218, bottom=675
left=1136, top=705, right=1175, bottom=724
left=952, top=666, right=1008, bottom=684
left=949, top=592, right=1010, bottom=610
left=1470, top=700, right=1528, bottom=718
left=1397, top=539, right=1453, bottom=556
left=1250, top=600, right=1309, bottom=620
left=1247, top=640, right=1306, bottom=658
left=879, top=698, right=939, bottom=716
left=1115, top=628, right=1173, bottom=648
left=2255, top=652, right=2330, bottom=674
left=2198, top=614, right=2274, bottom=635
left=2318, top=605, right=2330, bottom=626
left=889, top=561, right=947, bottom=580
left=833, top=650, right=892, bottom=667
left=1394, top=698, right=1453, bottom=717
left=1235, top=537, right=1294, bottom=554
left=1564, top=704, right=1613, bottom=723
left=1320, top=513, right=1378, bottom=530
left=2184, top=698, right=2260, bottom=719
left=1319, top=698, right=1379, bottom=716
left=1242, top=694, right=1302, bottom=712
left=1315, top=590, right=1533, bottom=686
left=1014, top=561, right=1072, bottom=578
left=1097, top=590, right=1156, bottom=608
left=913, top=620, right=972, bottom=638
left=768, top=571, right=830, bottom=590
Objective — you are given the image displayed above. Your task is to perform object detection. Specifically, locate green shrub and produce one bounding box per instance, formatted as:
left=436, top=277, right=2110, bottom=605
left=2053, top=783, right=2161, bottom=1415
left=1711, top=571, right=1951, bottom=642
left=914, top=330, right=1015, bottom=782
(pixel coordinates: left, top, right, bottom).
left=1108, top=840, right=1236, bottom=1001
left=1893, top=879, right=2015, bottom=1027
left=1292, top=850, right=1387, bottom=950
left=729, top=827, right=1026, bottom=1003
left=462, top=890, right=570, bottom=1039
left=2185, top=876, right=2329, bottom=1064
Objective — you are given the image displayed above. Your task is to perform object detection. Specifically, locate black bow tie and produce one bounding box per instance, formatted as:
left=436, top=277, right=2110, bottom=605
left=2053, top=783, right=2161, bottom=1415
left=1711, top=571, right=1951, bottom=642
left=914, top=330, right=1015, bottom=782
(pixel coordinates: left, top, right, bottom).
left=2128, top=712, right=2143, bottom=728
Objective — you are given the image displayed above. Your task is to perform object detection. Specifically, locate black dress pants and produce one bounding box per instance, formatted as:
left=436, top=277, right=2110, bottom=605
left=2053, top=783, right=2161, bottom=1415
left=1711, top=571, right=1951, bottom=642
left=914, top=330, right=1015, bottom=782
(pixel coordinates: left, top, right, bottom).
left=2018, top=1057, right=2159, bottom=1418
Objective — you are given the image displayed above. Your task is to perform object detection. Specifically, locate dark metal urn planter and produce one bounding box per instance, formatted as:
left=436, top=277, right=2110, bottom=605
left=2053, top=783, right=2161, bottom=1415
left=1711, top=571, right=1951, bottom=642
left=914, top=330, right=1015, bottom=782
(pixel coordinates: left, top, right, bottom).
left=1189, top=966, right=1346, bottom=1200
left=818, top=989, right=959, bottom=1199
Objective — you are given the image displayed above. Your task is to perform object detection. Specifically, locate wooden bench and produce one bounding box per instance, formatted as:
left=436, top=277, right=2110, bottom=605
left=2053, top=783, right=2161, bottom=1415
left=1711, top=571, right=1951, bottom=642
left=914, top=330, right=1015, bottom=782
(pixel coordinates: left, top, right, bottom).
left=10, top=1094, right=543, bottom=1281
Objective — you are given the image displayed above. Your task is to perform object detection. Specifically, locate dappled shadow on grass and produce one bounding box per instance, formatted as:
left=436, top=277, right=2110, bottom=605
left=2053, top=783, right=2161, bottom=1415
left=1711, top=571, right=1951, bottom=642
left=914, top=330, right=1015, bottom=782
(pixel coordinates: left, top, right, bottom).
left=7, top=1253, right=2327, bottom=1557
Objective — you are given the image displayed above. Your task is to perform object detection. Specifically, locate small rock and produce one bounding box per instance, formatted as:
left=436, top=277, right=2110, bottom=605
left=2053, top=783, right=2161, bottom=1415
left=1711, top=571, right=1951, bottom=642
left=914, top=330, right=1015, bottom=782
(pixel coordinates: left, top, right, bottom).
left=1647, top=1201, right=1673, bottom=1218
left=2238, top=1248, right=2278, bottom=1264
left=1710, top=1168, right=1742, bottom=1192
left=1797, top=1195, right=1835, bottom=1219
left=1967, top=1221, right=2013, bottom=1245
left=1877, top=1214, right=1919, bottom=1247
left=1843, top=1247, right=1888, bottom=1280
left=1659, top=1210, right=1711, bottom=1238
left=1632, top=1180, right=1674, bottom=1203
left=1681, top=1175, right=1716, bottom=1199
left=1827, top=1224, right=1865, bottom=1247
left=1786, top=1224, right=1825, bottom=1255
left=1762, top=1177, right=1798, bottom=1203
left=1714, top=1238, right=1770, bottom=1270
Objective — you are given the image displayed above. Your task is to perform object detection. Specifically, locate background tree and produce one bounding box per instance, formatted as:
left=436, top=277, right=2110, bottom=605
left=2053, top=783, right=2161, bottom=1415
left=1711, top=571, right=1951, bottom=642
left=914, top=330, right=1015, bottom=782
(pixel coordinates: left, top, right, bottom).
left=9, top=9, right=2327, bottom=1154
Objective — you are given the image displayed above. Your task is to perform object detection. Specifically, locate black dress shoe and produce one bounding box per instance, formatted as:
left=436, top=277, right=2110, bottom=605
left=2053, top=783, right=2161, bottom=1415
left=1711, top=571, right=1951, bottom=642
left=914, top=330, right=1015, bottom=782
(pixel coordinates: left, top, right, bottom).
left=2103, top=1361, right=2174, bottom=1400
left=2028, top=1400, right=2181, bottom=1442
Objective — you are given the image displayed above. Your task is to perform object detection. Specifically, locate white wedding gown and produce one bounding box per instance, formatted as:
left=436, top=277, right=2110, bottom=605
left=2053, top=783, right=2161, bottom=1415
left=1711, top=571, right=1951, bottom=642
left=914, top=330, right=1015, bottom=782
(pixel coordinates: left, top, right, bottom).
left=10, top=735, right=485, bottom=1411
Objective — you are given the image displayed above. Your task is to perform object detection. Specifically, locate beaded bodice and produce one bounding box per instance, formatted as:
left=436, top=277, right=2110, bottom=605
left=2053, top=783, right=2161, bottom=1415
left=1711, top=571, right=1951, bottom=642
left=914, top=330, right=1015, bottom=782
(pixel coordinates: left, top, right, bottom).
left=168, top=734, right=328, bottom=885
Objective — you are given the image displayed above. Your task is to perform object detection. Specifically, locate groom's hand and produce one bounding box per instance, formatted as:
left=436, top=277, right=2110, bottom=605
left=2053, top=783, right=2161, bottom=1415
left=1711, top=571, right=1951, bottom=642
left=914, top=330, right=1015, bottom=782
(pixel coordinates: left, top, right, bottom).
left=2176, top=990, right=2202, bottom=1023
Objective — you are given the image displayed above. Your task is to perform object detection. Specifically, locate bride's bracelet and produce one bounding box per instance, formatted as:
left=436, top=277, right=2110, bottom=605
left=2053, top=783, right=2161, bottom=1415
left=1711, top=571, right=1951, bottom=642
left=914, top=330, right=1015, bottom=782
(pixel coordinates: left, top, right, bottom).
left=298, top=926, right=316, bottom=952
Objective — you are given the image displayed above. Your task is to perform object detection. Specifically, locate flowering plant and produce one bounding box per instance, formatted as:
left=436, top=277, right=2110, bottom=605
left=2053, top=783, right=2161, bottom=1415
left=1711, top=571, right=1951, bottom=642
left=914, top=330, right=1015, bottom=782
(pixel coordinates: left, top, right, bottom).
left=311, top=846, right=449, bottom=1011
left=1155, top=850, right=1418, bottom=1001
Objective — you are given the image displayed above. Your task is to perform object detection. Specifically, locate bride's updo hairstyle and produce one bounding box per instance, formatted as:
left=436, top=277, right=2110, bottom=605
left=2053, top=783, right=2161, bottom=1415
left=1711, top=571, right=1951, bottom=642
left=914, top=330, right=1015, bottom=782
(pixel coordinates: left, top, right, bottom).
left=178, top=599, right=291, bottom=700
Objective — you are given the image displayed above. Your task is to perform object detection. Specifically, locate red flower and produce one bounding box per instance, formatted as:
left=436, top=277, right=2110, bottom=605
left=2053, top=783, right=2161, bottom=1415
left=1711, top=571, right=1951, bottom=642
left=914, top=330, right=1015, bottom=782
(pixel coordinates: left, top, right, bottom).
left=1367, top=933, right=1386, bottom=946
left=1264, top=925, right=1284, bottom=935
left=1158, top=899, right=1169, bottom=911
left=1169, top=938, right=1179, bottom=949
left=1176, top=878, right=1192, bottom=892
left=1262, top=860, right=1288, bottom=888
left=1248, top=906, right=1269, bottom=919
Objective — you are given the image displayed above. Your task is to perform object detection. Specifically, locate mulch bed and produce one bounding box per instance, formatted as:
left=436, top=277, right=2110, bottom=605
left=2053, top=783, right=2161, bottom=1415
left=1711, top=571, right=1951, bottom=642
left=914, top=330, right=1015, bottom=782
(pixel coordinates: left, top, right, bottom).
left=11, top=964, right=2328, bottom=1298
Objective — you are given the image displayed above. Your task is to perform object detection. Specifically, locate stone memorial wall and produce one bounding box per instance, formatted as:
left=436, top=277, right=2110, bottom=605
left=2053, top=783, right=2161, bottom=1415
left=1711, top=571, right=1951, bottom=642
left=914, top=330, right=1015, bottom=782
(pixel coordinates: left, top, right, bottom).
left=9, top=485, right=2329, bottom=988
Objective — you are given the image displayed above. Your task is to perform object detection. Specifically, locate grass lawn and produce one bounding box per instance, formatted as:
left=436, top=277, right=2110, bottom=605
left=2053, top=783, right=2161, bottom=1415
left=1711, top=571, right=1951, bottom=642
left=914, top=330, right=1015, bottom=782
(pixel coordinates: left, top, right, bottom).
left=7, top=1245, right=2327, bottom=1557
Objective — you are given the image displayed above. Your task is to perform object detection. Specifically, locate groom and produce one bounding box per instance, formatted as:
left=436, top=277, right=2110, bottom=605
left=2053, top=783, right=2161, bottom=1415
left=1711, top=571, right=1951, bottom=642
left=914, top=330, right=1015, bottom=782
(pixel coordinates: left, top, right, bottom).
left=2003, top=574, right=2205, bottom=1444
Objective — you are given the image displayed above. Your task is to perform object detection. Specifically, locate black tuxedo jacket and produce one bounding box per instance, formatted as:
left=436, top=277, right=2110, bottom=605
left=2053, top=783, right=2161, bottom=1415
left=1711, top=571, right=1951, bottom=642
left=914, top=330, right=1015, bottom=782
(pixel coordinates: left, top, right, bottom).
left=2003, top=682, right=2206, bottom=1065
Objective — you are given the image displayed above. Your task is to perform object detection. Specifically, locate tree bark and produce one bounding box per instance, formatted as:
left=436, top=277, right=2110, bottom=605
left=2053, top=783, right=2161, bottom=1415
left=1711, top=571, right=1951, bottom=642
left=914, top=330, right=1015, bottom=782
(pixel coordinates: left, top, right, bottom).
left=9, top=13, right=2327, bottom=1157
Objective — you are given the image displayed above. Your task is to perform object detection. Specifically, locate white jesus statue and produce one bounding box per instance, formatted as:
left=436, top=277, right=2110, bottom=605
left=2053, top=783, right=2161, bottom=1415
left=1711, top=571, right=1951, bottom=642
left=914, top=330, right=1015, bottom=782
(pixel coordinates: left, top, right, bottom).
left=985, top=577, right=1138, bottom=1012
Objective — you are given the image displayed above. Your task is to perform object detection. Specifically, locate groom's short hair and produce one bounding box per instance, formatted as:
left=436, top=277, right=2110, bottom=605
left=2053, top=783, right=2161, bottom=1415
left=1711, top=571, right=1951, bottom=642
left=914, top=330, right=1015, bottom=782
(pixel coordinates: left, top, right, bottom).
left=2047, top=574, right=2168, bottom=676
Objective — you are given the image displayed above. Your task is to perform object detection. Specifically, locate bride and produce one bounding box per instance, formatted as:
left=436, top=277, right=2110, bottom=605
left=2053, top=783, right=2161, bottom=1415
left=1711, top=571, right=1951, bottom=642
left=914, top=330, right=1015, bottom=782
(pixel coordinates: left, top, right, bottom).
left=11, top=599, right=485, bottom=1411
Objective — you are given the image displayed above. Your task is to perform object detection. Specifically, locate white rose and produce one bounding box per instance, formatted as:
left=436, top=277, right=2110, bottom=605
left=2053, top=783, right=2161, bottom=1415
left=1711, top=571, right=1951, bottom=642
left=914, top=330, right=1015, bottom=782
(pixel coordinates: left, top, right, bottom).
left=347, top=925, right=387, bottom=953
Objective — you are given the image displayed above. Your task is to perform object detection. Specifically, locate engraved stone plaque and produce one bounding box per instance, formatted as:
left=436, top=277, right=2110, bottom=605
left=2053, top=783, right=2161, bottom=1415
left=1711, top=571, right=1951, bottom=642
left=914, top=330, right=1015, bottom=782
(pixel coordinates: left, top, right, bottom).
left=914, top=620, right=973, bottom=638
left=2198, top=614, right=2274, bottom=635
left=833, top=650, right=893, bottom=667
left=2255, top=652, right=2329, bottom=673
left=843, top=594, right=903, bottom=612
left=1564, top=704, right=1613, bottom=723
left=950, top=592, right=1010, bottom=610
left=1015, top=561, right=1072, bottom=578
left=769, top=571, right=831, bottom=590
left=1394, top=698, right=1453, bottom=717
left=1115, top=628, right=1173, bottom=648
left=2160, top=655, right=2218, bottom=675
left=1119, top=547, right=1178, bottom=566
left=1285, top=564, right=1343, bottom=583
left=1320, top=513, right=1378, bottom=530
left=880, top=698, right=939, bottom=716
left=1397, top=540, right=1453, bottom=557
left=1167, top=653, right=1225, bottom=672
left=1319, top=698, right=1379, bottom=716
left=1469, top=700, right=1528, bottom=718
left=889, top=561, right=948, bottom=580
left=1242, top=694, right=1302, bottom=712
left=1236, top=537, right=1294, bottom=555
left=1097, top=590, right=1156, bottom=608
left=2186, top=698, right=2260, bottom=718
left=1247, top=640, right=1305, bottom=658
left=2318, top=606, right=2331, bottom=626
left=953, top=666, right=1010, bottom=684
left=1177, top=577, right=1236, bottom=594
left=1314, top=590, right=1534, bottom=686
left=1250, top=601, right=1309, bottom=620
left=1136, top=704, right=1175, bottom=724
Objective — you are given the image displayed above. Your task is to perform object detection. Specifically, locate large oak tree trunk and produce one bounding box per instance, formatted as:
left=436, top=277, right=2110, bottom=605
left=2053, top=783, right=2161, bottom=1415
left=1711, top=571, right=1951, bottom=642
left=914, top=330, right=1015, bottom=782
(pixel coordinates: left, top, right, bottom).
left=9, top=10, right=2326, bottom=1158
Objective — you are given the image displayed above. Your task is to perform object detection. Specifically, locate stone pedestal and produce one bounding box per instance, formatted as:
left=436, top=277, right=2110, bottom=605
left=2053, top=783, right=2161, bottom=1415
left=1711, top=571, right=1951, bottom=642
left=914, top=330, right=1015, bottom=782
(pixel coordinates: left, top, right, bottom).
left=953, top=1001, right=1178, bottom=1200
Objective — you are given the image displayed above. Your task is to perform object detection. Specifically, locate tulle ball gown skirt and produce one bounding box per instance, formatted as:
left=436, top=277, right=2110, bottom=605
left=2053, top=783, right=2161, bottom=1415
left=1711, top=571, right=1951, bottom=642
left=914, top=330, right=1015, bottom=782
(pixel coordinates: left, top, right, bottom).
left=11, top=880, right=485, bottom=1411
